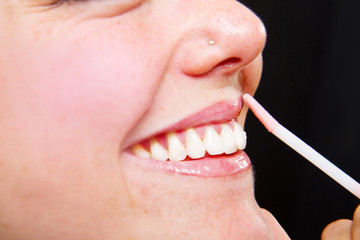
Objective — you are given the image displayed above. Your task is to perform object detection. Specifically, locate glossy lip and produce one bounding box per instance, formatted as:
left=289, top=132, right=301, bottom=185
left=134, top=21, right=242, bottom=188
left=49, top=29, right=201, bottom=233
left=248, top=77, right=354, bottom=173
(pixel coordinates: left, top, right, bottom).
left=163, top=96, right=243, bottom=132
left=123, top=150, right=251, bottom=178
left=124, top=95, right=251, bottom=177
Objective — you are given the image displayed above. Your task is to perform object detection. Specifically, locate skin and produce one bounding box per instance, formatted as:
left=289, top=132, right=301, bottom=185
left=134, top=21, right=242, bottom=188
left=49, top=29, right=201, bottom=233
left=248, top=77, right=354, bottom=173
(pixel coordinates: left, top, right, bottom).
left=322, top=205, right=360, bottom=240
left=0, top=0, right=326, bottom=239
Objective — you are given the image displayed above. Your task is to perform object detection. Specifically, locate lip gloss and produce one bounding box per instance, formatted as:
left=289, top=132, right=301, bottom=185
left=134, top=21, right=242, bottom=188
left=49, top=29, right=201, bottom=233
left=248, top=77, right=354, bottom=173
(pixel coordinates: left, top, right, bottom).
left=243, top=93, right=360, bottom=199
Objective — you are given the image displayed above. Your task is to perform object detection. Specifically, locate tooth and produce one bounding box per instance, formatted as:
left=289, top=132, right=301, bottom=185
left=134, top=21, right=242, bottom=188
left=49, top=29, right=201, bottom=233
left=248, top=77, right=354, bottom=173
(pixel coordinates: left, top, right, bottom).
left=131, top=144, right=151, bottom=158
left=233, top=122, right=247, bottom=150
left=185, top=128, right=206, bottom=159
left=150, top=138, right=169, bottom=161
left=220, top=124, right=238, bottom=154
left=203, top=126, right=224, bottom=155
left=167, top=132, right=187, bottom=161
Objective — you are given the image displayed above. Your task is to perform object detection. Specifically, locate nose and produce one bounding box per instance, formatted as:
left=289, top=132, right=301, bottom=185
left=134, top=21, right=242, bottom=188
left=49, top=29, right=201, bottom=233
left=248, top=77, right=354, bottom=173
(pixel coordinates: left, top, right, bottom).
left=175, top=1, right=266, bottom=76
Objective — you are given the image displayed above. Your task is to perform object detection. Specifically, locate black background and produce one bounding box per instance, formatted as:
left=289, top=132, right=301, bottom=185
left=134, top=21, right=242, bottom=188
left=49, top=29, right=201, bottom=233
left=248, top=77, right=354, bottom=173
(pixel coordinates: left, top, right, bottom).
left=240, top=0, right=360, bottom=239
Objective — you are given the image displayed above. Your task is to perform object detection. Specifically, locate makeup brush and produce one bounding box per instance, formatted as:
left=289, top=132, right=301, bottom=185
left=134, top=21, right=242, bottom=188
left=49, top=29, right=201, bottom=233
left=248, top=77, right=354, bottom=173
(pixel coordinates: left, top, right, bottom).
left=243, top=93, right=360, bottom=199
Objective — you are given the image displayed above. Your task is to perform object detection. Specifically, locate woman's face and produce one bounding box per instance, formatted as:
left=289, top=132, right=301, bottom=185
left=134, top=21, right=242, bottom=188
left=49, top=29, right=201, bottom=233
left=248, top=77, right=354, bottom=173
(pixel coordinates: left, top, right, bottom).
left=0, top=1, right=288, bottom=239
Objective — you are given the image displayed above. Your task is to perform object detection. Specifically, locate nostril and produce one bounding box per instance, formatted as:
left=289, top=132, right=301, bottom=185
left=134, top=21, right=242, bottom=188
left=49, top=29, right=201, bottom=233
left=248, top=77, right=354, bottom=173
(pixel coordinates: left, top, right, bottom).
left=214, top=57, right=242, bottom=71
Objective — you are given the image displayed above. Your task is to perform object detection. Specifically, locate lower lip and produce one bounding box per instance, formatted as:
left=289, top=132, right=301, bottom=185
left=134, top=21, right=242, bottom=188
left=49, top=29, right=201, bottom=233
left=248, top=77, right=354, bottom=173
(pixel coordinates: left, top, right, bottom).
left=122, top=151, right=251, bottom=177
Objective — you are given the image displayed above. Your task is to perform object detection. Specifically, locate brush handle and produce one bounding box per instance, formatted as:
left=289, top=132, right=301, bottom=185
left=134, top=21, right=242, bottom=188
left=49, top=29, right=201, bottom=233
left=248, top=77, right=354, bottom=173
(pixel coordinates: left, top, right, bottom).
left=273, top=124, right=360, bottom=199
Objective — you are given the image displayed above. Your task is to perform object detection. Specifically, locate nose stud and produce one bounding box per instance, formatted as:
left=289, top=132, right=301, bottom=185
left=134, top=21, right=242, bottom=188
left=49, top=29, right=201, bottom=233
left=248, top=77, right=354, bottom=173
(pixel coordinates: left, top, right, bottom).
left=208, top=40, right=215, bottom=45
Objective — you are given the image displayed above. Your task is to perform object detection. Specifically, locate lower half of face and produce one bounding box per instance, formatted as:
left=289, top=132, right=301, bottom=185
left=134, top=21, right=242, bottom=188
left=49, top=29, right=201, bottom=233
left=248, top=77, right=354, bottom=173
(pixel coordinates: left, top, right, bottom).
left=0, top=114, right=280, bottom=240
left=0, top=140, right=272, bottom=240
left=0, top=0, right=289, bottom=239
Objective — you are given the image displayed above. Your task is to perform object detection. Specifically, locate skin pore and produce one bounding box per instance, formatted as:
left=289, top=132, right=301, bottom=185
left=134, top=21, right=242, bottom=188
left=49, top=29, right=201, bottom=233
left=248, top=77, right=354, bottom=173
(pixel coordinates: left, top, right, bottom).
left=0, top=0, right=317, bottom=239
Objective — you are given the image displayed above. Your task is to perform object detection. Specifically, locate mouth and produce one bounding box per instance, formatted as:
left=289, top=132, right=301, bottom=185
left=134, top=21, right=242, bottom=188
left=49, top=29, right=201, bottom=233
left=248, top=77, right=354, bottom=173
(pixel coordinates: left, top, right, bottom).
left=124, top=97, right=252, bottom=177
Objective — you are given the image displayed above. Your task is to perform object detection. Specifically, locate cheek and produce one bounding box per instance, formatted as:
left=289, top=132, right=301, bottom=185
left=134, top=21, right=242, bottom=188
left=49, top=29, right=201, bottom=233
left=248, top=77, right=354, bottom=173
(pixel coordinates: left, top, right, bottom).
left=0, top=39, right=162, bottom=181
left=37, top=42, right=162, bottom=141
left=0, top=36, right=165, bottom=188
left=0, top=33, right=167, bottom=237
left=1, top=17, right=170, bottom=151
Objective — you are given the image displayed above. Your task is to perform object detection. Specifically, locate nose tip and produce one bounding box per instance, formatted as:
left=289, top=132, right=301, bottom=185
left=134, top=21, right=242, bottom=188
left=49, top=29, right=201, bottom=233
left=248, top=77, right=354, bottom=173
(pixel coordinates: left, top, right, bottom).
left=177, top=2, right=266, bottom=76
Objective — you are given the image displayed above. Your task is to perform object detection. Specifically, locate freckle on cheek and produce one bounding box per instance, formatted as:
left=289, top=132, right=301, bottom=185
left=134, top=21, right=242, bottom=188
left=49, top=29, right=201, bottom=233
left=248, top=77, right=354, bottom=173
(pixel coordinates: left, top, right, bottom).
left=21, top=165, right=29, bottom=174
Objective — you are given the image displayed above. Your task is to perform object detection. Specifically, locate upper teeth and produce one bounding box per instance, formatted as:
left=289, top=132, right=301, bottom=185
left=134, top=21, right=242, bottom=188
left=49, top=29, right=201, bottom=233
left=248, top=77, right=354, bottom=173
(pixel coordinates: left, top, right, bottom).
left=131, top=120, right=247, bottom=162
left=185, top=128, right=206, bottom=159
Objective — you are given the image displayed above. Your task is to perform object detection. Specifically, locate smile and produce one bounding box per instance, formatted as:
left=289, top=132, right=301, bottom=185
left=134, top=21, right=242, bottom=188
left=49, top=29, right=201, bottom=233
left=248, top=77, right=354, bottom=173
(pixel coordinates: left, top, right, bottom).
left=124, top=97, right=252, bottom=177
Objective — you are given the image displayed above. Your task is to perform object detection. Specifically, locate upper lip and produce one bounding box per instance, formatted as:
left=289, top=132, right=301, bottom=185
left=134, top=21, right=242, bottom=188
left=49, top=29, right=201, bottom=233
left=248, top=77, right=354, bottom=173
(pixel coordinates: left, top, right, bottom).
left=128, top=95, right=244, bottom=147
left=164, top=96, right=243, bottom=131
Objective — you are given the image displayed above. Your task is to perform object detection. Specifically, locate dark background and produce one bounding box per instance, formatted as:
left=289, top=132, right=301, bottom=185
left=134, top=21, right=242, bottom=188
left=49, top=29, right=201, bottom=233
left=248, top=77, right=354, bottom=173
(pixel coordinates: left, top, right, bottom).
left=240, top=0, right=360, bottom=239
